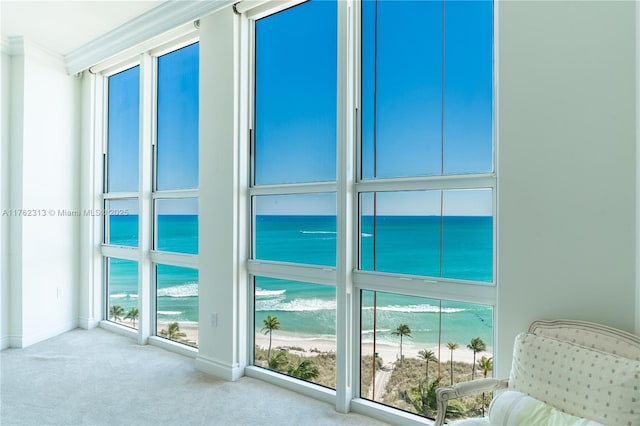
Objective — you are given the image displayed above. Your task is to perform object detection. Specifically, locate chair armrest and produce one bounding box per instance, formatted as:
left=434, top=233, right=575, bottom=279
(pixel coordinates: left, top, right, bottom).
left=433, top=378, right=509, bottom=426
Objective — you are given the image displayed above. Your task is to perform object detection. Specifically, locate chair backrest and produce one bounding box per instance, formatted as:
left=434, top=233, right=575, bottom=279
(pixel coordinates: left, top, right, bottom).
left=528, top=319, right=640, bottom=361
left=508, top=320, right=640, bottom=425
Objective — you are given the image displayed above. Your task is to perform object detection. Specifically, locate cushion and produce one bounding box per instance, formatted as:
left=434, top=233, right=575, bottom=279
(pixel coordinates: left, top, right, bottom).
left=488, top=390, right=603, bottom=426
left=510, top=332, right=640, bottom=426
left=449, top=419, right=490, bottom=426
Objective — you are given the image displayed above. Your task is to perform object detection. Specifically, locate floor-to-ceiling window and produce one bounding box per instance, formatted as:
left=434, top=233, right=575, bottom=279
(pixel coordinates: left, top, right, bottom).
left=154, top=43, right=199, bottom=347
left=250, top=0, right=338, bottom=389
left=248, top=0, right=494, bottom=421
left=359, top=0, right=494, bottom=420
left=102, top=40, right=200, bottom=349
left=105, top=65, right=140, bottom=330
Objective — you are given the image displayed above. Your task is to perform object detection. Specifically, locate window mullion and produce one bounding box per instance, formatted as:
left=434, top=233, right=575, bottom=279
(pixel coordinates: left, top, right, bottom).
left=336, top=0, right=357, bottom=413
left=138, top=52, right=155, bottom=345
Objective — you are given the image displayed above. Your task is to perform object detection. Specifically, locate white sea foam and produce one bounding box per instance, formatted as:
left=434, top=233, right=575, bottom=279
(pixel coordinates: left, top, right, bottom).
left=256, top=299, right=465, bottom=314
left=157, top=311, right=182, bottom=316
left=363, top=304, right=465, bottom=314
left=361, top=328, right=392, bottom=335
left=157, top=282, right=198, bottom=298
left=361, top=233, right=373, bottom=237
left=255, top=288, right=286, bottom=297
left=256, top=298, right=336, bottom=312
left=110, top=294, right=139, bottom=299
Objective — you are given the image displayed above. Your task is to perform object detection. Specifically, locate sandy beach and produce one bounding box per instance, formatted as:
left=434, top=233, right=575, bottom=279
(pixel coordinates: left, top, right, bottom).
left=119, top=318, right=490, bottom=364
left=255, top=333, right=490, bottom=365
left=117, top=319, right=199, bottom=346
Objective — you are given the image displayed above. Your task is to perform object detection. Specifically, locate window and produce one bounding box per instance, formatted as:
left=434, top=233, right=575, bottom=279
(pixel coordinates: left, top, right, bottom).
left=106, top=258, right=139, bottom=328
left=248, top=0, right=494, bottom=422
left=250, top=0, right=338, bottom=388
left=105, top=65, right=140, bottom=330
left=358, top=0, right=494, bottom=420
left=102, top=41, right=199, bottom=348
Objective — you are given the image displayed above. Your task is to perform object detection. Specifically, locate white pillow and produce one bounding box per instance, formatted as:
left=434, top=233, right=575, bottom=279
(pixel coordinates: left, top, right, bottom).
left=488, top=390, right=603, bottom=426
left=509, top=332, right=640, bottom=425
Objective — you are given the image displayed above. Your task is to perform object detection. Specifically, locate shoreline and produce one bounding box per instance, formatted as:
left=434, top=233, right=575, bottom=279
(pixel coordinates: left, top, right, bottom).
left=117, top=319, right=200, bottom=346
left=118, top=319, right=491, bottom=364
left=255, top=333, right=491, bottom=365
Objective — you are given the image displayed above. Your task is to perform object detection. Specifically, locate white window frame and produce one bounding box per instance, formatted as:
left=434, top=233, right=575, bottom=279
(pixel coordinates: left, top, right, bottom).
left=95, top=32, right=201, bottom=358
left=241, top=0, right=497, bottom=424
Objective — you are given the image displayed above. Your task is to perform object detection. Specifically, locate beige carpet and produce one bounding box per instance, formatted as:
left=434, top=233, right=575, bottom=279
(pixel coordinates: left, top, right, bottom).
left=1, top=328, right=386, bottom=426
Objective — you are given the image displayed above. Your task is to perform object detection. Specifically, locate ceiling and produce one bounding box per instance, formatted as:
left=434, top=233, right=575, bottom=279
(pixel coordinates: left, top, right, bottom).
left=1, top=1, right=166, bottom=56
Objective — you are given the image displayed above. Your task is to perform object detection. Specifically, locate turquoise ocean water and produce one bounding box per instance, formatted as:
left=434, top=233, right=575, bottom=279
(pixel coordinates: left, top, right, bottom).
left=109, top=215, right=493, bottom=347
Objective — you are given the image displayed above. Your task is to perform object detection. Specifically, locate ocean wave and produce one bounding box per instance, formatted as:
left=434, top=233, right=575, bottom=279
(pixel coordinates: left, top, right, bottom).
left=256, top=288, right=286, bottom=297
left=363, top=304, right=465, bottom=314
left=110, top=293, right=139, bottom=299
left=256, top=298, right=336, bottom=312
left=299, top=230, right=336, bottom=235
left=361, top=233, right=373, bottom=237
left=157, top=311, right=182, bottom=316
left=361, top=328, right=391, bottom=335
left=157, top=282, right=198, bottom=298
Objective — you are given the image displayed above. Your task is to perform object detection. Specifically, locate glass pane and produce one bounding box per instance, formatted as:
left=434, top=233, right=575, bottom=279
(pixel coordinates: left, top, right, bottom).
left=443, top=0, right=493, bottom=174
left=360, top=290, right=493, bottom=421
left=155, top=198, right=198, bottom=254
left=156, top=264, right=198, bottom=347
left=360, top=190, right=493, bottom=282
left=107, top=258, right=138, bottom=329
left=442, top=190, right=493, bottom=282
left=107, top=66, right=139, bottom=192
left=440, top=299, right=494, bottom=421
left=360, top=191, right=441, bottom=276
left=254, top=0, right=337, bottom=185
left=362, top=0, right=443, bottom=179
left=106, top=199, right=138, bottom=247
left=156, top=43, right=199, bottom=190
left=362, top=0, right=493, bottom=178
left=254, top=194, right=336, bottom=266
left=254, top=277, right=336, bottom=389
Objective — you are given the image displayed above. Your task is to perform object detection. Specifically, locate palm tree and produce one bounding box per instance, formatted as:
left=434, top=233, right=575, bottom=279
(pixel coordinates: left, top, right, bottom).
left=287, top=359, right=319, bottom=381
left=124, top=307, right=139, bottom=328
left=261, top=315, right=281, bottom=361
left=109, top=304, right=125, bottom=322
left=410, top=380, right=438, bottom=418
left=268, top=350, right=288, bottom=370
left=446, top=342, right=459, bottom=385
left=467, top=337, right=487, bottom=380
left=159, top=322, right=187, bottom=341
left=478, top=356, right=493, bottom=379
left=478, top=356, right=493, bottom=416
left=418, top=349, right=438, bottom=384
left=392, top=324, right=412, bottom=365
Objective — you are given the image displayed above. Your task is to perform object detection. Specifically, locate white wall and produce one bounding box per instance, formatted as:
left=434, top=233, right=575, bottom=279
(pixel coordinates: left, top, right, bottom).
left=195, top=7, right=247, bottom=380
left=1, top=49, right=11, bottom=349
left=6, top=38, right=80, bottom=348
left=496, top=1, right=637, bottom=376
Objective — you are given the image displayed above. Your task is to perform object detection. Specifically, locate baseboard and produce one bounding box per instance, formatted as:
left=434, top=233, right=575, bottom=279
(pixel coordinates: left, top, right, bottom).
left=195, top=354, right=244, bottom=381
left=77, top=316, right=100, bottom=330
left=0, top=335, right=10, bottom=350
left=9, top=335, right=22, bottom=348
left=19, top=317, right=78, bottom=348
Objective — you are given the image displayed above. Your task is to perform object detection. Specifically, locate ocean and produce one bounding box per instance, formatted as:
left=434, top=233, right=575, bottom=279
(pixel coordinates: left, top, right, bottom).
left=109, top=214, right=493, bottom=347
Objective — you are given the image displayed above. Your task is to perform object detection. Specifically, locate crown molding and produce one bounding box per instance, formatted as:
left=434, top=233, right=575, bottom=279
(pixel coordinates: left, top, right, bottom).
left=5, top=36, right=66, bottom=69
left=1, top=35, right=11, bottom=55
left=64, top=0, right=235, bottom=75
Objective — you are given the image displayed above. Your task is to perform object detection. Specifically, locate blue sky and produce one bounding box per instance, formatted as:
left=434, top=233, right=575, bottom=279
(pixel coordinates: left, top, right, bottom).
left=256, top=0, right=493, bottom=215
left=109, top=0, right=493, bottom=216
left=108, top=43, right=199, bottom=213
left=107, top=65, right=139, bottom=193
